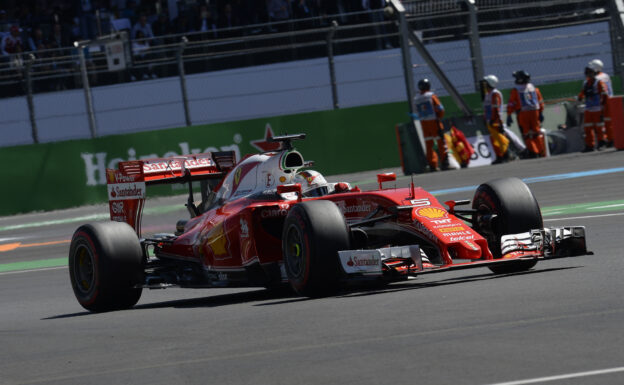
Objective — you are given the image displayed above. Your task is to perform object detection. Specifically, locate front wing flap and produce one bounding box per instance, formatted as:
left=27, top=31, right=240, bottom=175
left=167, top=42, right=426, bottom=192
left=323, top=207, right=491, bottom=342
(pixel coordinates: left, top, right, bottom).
left=501, top=226, right=588, bottom=258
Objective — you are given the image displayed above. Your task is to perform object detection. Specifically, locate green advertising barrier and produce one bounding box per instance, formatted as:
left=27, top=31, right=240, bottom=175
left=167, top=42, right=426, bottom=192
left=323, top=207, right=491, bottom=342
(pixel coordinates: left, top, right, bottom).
left=1, top=77, right=618, bottom=216
left=0, top=103, right=408, bottom=216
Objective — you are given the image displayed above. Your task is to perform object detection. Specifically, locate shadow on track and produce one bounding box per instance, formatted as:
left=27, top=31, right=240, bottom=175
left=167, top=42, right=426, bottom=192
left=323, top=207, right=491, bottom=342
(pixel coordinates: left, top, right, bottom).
left=43, top=311, right=93, bottom=320
left=337, top=266, right=580, bottom=299
left=136, top=287, right=303, bottom=310
left=42, top=266, right=581, bottom=318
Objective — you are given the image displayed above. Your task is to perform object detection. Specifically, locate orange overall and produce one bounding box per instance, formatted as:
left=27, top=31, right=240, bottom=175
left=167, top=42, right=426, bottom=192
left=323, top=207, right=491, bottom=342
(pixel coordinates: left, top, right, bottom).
left=413, top=91, right=447, bottom=170
left=483, top=88, right=510, bottom=159
left=578, top=77, right=608, bottom=148
left=507, top=84, right=545, bottom=157
left=596, top=71, right=613, bottom=142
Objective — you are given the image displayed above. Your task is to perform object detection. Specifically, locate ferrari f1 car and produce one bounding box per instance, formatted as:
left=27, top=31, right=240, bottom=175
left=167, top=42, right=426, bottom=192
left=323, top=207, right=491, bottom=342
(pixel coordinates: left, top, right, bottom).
left=69, top=134, right=588, bottom=312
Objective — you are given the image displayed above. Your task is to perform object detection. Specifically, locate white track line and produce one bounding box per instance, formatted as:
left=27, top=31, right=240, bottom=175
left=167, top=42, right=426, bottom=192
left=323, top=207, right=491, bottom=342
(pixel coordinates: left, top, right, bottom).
left=0, top=266, right=67, bottom=276
left=545, top=212, right=624, bottom=221
left=486, top=366, right=624, bottom=385
left=0, top=236, right=23, bottom=242
left=588, top=203, right=624, bottom=210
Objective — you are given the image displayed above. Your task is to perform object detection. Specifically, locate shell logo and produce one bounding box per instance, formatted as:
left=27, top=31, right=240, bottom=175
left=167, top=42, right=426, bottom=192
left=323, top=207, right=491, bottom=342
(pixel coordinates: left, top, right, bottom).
left=416, top=207, right=447, bottom=219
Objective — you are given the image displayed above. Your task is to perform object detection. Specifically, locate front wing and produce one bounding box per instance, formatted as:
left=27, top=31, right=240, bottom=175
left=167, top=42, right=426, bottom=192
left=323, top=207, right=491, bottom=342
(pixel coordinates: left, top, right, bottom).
left=337, top=226, right=588, bottom=277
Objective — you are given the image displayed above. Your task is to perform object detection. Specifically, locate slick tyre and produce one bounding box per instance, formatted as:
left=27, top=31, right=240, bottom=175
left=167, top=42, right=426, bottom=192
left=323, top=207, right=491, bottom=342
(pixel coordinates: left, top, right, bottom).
left=69, top=222, right=144, bottom=312
left=472, top=177, right=543, bottom=274
left=282, top=200, right=350, bottom=297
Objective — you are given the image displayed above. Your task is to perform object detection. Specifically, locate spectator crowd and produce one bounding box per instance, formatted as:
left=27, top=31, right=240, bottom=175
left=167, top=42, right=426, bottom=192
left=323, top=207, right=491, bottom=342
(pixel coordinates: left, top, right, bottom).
left=0, top=0, right=384, bottom=54
left=0, top=0, right=608, bottom=60
left=0, top=0, right=389, bottom=93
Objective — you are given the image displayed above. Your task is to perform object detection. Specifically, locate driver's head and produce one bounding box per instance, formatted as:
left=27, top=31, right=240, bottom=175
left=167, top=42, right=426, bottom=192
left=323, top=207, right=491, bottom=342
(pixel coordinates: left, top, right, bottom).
left=295, top=170, right=329, bottom=197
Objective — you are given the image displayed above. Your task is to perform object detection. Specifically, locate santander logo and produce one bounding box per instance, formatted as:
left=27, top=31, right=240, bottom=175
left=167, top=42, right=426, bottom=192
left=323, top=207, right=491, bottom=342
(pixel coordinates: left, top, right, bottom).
left=347, top=255, right=380, bottom=267
left=108, top=182, right=146, bottom=201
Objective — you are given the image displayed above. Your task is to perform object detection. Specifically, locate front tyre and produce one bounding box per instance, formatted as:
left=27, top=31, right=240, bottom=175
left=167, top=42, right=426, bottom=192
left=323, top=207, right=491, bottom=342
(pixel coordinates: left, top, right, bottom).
left=472, top=177, right=543, bottom=274
left=282, top=200, right=350, bottom=297
left=69, top=222, right=144, bottom=312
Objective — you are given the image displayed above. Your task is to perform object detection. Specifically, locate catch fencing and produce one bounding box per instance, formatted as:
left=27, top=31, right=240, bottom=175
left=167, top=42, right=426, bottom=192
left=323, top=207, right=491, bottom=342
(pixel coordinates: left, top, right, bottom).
left=0, top=0, right=618, bottom=146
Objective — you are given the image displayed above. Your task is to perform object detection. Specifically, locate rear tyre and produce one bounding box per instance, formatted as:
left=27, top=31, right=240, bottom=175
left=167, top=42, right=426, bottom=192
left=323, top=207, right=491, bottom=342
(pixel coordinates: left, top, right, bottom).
left=282, top=200, right=350, bottom=297
left=472, top=177, right=543, bottom=274
left=69, top=222, right=144, bottom=312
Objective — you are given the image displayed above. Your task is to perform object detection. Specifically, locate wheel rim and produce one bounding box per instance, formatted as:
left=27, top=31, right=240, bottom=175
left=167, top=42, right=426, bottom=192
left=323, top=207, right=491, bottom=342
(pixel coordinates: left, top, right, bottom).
left=285, top=225, right=305, bottom=279
left=475, top=201, right=497, bottom=233
left=73, top=244, right=95, bottom=294
left=475, top=202, right=503, bottom=257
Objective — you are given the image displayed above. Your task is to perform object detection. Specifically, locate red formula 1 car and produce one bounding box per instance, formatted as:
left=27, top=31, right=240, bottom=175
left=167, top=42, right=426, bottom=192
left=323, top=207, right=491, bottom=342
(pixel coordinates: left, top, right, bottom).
left=68, top=134, right=588, bottom=312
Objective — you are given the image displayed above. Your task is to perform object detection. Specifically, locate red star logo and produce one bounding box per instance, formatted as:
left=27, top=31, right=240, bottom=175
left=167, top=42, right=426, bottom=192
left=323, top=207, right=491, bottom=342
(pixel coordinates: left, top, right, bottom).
left=251, top=125, right=281, bottom=152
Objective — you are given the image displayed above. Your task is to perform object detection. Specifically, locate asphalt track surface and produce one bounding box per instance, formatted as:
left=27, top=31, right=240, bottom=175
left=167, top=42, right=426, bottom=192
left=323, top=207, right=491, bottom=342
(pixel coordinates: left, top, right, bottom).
left=1, top=149, right=623, bottom=385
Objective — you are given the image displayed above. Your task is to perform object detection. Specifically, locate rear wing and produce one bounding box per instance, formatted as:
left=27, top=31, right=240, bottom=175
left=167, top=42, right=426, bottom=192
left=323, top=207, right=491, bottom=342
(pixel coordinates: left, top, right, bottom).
left=106, top=151, right=236, bottom=235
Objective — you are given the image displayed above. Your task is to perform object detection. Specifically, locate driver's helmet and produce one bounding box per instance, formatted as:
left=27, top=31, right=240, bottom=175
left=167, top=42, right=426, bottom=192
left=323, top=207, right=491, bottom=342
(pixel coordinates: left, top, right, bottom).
left=295, top=170, right=330, bottom=197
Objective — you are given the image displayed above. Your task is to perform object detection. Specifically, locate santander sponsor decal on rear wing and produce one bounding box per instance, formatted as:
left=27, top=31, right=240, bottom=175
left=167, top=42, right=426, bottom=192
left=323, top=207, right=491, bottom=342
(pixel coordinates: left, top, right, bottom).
left=106, top=167, right=146, bottom=234
left=106, top=151, right=236, bottom=234
left=141, top=153, right=222, bottom=184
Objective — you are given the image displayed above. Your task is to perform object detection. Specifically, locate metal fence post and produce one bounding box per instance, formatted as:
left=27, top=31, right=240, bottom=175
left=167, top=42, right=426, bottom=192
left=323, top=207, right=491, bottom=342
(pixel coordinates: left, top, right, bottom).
left=327, top=21, right=339, bottom=109
left=608, top=0, right=624, bottom=91
left=389, top=0, right=417, bottom=115
left=76, top=42, right=98, bottom=138
left=465, top=0, right=484, bottom=92
left=177, top=37, right=192, bottom=127
left=387, top=0, right=425, bottom=160
left=24, top=54, right=39, bottom=144
left=389, top=0, right=473, bottom=116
